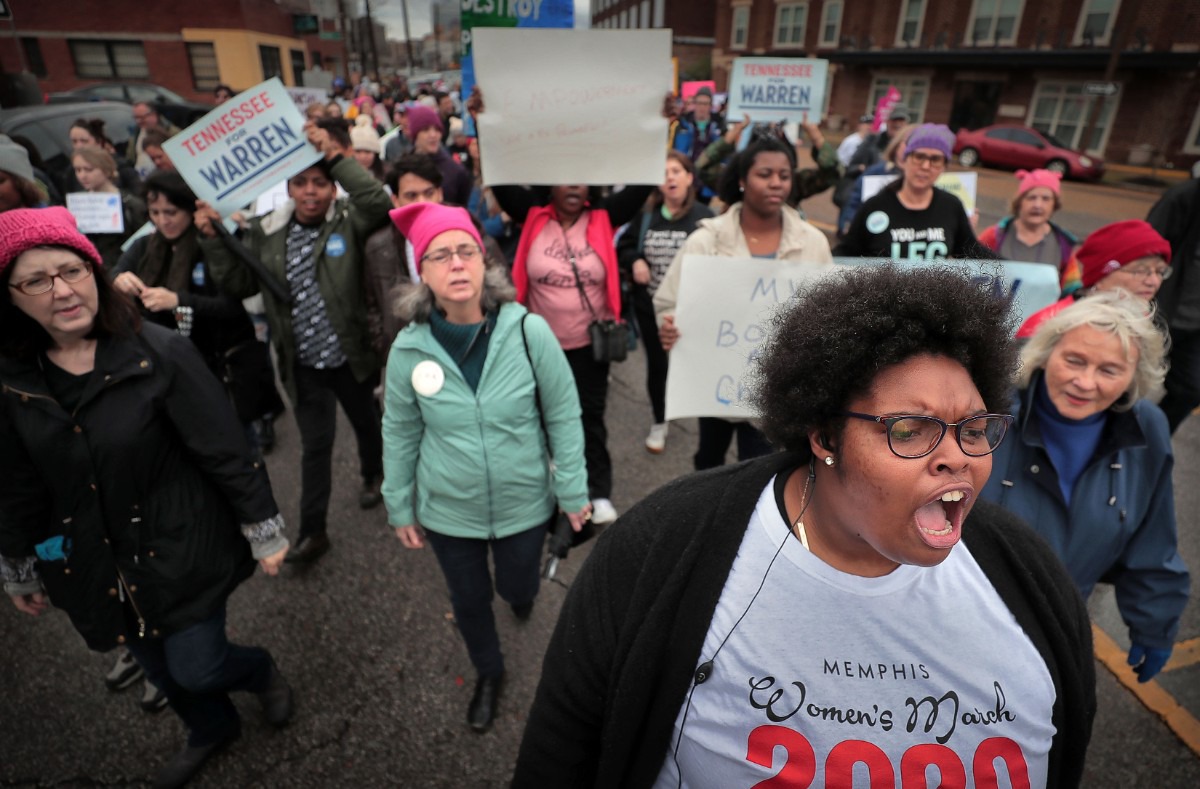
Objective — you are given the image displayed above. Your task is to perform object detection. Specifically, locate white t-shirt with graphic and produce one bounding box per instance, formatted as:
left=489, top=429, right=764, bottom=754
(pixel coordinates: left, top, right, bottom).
left=653, top=479, right=1056, bottom=789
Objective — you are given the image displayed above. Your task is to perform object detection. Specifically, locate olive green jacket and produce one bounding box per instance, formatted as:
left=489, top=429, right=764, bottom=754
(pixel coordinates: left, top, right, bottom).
left=202, top=156, right=392, bottom=403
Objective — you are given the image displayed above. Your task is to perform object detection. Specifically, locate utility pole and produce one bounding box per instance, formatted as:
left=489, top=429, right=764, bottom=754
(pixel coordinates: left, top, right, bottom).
left=400, top=0, right=415, bottom=77
left=363, top=0, right=380, bottom=77
left=336, top=0, right=351, bottom=79
left=432, top=2, right=441, bottom=71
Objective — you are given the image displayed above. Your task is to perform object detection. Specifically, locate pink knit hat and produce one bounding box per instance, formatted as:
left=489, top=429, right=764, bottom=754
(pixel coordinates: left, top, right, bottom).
left=389, top=202, right=483, bottom=274
left=0, top=206, right=104, bottom=278
left=1015, top=168, right=1062, bottom=199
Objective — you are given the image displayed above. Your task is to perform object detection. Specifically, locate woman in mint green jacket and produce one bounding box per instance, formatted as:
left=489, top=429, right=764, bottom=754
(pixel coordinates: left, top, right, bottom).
left=381, top=202, right=590, bottom=734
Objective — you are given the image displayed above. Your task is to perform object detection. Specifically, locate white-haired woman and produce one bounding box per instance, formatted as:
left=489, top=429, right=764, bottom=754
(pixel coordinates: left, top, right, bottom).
left=981, top=289, right=1189, bottom=684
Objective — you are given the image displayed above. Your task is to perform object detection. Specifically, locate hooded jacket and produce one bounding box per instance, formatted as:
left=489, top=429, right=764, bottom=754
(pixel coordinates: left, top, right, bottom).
left=980, top=375, right=1190, bottom=649
left=201, top=156, right=392, bottom=403
left=0, top=324, right=279, bottom=651
left=381, top=302, right=588, bottom=539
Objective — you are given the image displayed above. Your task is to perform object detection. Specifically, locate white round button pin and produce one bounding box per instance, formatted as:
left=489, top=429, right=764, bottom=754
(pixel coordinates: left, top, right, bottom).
left=411, top=360, right=445, bottom=396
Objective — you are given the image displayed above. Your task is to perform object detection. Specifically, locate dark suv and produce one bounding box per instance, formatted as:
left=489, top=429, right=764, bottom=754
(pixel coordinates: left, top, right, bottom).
left=0, top=101, right=136, bottom=191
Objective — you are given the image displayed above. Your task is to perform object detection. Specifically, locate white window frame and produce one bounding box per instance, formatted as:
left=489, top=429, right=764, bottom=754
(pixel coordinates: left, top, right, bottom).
left=1025, top=80, right=1122, bottom=156
left=1185, top=103, right=1200, bottom=155
left=965, top=0, right=1025, bottom=46
left=731, top=5, right=750, bottom=50
left=774, top=2, right=808, bottom=49
left=819, top=1, right=843, bottom=48
left=895, top=0, right=926, bottom=46
left=1074, top=0, right=1121, bottom=46
left=866, top=75, right=930, bottom=124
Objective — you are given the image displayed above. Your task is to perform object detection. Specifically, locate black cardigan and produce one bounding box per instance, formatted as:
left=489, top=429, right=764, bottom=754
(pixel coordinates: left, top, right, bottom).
left=513, top=452, right=1096, bottom=787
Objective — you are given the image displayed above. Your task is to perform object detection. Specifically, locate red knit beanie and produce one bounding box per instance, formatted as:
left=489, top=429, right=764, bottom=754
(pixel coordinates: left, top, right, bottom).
left=0, top=206, right=104, bottom=278
left=389, top=202, right=483, bottom=274
left=1077, top=220, right=1172, bottom=288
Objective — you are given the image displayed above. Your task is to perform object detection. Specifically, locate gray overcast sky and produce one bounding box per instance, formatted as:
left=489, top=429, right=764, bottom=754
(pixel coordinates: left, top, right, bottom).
left=371, top=0, right=591, bottom=40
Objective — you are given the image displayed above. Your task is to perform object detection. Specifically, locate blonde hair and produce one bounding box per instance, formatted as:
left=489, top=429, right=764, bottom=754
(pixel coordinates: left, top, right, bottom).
left=1018, top=289, right=1168, bottom=410
left=73, top=147, right=117, bottom=182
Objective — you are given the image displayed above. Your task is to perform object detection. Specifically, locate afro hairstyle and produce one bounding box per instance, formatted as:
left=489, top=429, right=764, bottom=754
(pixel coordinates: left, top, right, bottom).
left=751, top=264, right=1019, bottom=456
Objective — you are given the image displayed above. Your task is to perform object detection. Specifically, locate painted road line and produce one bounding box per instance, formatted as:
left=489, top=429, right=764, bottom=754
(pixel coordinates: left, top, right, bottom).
left=1092, top=624, right=1200, bottom=755
left=1164, top=637, right=1200, bottom=672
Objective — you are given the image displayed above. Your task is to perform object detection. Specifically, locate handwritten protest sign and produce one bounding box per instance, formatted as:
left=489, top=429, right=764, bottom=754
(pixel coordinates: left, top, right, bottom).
left=726, top=57, right=829, bottom=124
left=665, top=256, right=1059, bottom=421
left=286, top=87, right=329, bottom=114
left=862, top=171, right=979, bottom=215
left=67, top=192, right=124, bottom=234
left=473, top=28, right=671, bottom=185
left=163, top=78, right=321, bottom=216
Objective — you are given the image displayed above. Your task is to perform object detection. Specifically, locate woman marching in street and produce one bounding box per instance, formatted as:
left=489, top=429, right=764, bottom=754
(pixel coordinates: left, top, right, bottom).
left=978, top=168, right=1079, bottom=293
left=655, top=136, right=834, bottom=470
left=982, top=290, right=1190, bottom=683
left=382, top=201, right=589, bottom=734
left=616, top=151, right=713, bottom=454
left=69, top=147, right=147, bottom=268
left=0, top=208, right=292, bottom=789
left=515, top=265, right=1095, bottom=787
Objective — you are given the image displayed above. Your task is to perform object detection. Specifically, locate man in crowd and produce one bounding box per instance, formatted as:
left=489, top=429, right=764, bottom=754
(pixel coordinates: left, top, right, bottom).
left=405, top=105, right=472, bottom=206
left=127, top=102, right=181, bottom=178
left=670, top=87, right=725, bottom=203
left=837, top=113, right=874, bottom=167
left=196, top=122, right=393, bottom=565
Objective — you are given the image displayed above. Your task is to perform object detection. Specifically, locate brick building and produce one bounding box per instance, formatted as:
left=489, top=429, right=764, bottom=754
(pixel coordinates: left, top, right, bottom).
left=703, top=0, right=1200, bottom=169
left=591, top=0, right=717, bottom=81
left=0, top=0, right=339, bottom=104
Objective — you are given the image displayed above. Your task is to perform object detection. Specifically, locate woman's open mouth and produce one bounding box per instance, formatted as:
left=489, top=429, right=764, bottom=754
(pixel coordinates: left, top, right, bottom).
left=914, top=489, right=970, bottom=549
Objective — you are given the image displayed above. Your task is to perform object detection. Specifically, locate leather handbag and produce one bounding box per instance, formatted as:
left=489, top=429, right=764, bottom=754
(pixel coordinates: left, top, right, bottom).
left=562, top=228, right=628, bottom=363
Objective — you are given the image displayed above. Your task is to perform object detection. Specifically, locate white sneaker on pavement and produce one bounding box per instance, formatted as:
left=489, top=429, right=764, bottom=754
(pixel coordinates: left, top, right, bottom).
left=591, top=498, right=618, bottom=525
left=645, top=423, right=668, bottom=454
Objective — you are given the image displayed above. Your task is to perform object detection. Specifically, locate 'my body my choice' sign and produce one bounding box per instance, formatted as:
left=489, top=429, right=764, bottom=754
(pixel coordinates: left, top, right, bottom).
left=163, top=78, right=321, bottom=215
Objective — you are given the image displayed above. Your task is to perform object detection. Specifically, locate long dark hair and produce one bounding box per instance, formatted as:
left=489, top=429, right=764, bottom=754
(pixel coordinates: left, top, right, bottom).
left=717, top=137, right=797, bottom=207
left=0, top=248, right=141, bottom=359
left=143, top=170, right=197, bottom=213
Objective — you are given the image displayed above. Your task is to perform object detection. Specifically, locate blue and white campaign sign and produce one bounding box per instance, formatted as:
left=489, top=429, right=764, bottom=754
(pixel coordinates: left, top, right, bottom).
left=163, top=78, right=321, bottom=215
left=726, top=57, right=830, bottom=124
left=665, top=256, right=1059, bottom=420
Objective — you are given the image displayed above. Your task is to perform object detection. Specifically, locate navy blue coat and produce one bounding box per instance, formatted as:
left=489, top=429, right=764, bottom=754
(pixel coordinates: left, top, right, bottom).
left=981, top=376, right=1190, bottom=649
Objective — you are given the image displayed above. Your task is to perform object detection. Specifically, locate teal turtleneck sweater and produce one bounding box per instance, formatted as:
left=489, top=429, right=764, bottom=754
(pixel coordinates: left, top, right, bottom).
left=429, top=309, right=496, bottom=392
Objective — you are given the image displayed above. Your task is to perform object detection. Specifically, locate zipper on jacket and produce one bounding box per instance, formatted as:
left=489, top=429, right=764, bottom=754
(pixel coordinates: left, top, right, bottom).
left=114, top=565, right=147, bottom=639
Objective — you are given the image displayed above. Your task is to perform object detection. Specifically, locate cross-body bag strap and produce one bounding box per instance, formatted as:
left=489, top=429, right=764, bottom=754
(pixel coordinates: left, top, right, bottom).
left=560, top=223, right=600, bottom=322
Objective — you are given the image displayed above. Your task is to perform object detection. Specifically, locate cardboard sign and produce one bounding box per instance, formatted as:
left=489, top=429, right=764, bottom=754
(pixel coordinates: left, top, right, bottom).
left=163, top=78, right=322, bottom=215
left=726, top=57, right=829, bottom=124
left=862, top=171, right=979, bottom=215
left=664, top=256, right=1059, bottom=421
left=473, top=28, right=672, bottom=185
left=286, top=87, right=329, bottom=114
left=66, top=192, right=124, bottom=234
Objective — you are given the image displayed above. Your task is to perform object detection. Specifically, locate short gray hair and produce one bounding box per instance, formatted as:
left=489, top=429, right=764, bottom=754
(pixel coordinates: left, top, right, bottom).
left=393, top=262, right=516, bottom=325
left=1018, top=289, right=1168, bottom=410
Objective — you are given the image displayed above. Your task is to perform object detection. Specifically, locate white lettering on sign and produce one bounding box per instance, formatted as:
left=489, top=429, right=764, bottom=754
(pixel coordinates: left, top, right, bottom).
left=462, top=0, right=545, bottom=19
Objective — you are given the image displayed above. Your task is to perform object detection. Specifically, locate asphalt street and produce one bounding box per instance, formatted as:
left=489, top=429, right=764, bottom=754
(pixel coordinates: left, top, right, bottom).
left=3, top=173, right=1199, bottom=786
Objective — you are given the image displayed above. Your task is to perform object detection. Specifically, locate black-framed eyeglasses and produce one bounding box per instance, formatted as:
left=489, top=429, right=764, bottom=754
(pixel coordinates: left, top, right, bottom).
left=420, top=244, right=482, bottom=266
left=839, top=411, right=1014, bottom=459
left=7, top=261, right=94, bottom=296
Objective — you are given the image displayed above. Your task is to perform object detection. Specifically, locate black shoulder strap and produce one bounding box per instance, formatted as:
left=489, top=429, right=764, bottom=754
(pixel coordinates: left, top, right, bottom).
left=519, top=313, right=550, bottom=455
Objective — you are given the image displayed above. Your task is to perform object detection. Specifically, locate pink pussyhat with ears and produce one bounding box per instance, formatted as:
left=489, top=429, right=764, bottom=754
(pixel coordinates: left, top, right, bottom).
left=1014, top=169, right=1062, bottom=199
left=389, top=202, right=483, bottom=274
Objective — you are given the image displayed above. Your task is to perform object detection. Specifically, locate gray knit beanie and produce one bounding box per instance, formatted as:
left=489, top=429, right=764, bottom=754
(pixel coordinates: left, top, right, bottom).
left=0, top=135, right=34, bottom=182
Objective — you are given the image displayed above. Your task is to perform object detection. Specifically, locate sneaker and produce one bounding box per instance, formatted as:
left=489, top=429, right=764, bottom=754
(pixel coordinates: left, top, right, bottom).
left=105, top=648, right=143, bottom=691
left=141, top=678, right=168, bottom=712
left=645, top=423, right=668, bottom=454
left=591, top=498, right=618, bottom=525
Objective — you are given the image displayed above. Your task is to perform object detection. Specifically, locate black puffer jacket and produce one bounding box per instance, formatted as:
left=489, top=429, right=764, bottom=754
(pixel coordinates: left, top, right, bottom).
left=0, top=323, right=278, bottom=651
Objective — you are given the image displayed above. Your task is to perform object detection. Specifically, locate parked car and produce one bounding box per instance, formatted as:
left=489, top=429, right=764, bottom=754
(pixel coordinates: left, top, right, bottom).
left=953, top=124, right=1105, bottom=180
left=47, top=82, right=208, bottom=129
left=0, top=100, right=136, bottom=192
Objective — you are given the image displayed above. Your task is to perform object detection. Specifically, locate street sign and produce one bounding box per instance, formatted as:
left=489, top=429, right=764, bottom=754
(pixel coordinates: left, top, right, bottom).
left=1083, top=82, right=1119, bottom=97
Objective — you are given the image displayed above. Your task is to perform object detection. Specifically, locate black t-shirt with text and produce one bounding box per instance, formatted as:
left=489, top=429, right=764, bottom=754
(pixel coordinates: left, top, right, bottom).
left=835, top=187, right=992, bottom=260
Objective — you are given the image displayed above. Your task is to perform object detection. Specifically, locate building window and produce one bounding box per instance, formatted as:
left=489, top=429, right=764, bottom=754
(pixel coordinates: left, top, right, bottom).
left=967, top=0, right=1023, bottom=45
left=867, top=76, right=929, bottom=123
left=186, top=43, right=220, bottom=91
left=1075, top=0, right=1120, bottom=45
left=731, top=6, right=750, bottom=49
left=1028, top=81, right=1120, bottom=154
left=642, top=0, right=651, bottom=27
left=1186, top=103, right=1200, bottom=154
left=259, top=45, right=282, bottom=80
left=290, top=49, right=306, bottom=85
left=631, top=4, right=639, bottom=27
left=895, top=0, right=925, bottom=46
left=653, top=0, right=664, bottom=27
left=69, top=40, right=149, bottom=80
left=819, top=2, right=842, bottom=47
left=620, top=9, right=627, bottom=27
left=21, top=37, right=47, bottom=78
left=775, top=3, right=807, bottom=48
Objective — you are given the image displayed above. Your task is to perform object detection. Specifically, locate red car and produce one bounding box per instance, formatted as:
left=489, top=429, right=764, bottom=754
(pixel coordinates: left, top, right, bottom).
left=953, top=124, right=1105, bottom=180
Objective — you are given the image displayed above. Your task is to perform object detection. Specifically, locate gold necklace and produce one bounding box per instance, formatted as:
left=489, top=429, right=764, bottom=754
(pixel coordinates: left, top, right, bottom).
left=791, top=470, right=813, bottom=551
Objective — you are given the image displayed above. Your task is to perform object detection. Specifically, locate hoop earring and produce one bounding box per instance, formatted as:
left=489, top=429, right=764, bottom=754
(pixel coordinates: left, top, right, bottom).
left=824, top=455, right=835, bottom=467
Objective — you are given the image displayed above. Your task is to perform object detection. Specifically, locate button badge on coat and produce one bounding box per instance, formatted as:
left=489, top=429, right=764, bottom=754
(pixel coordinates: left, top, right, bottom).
left=325, top=233, right=346, bottom=257
left=412, top=360, right=445, bottom=396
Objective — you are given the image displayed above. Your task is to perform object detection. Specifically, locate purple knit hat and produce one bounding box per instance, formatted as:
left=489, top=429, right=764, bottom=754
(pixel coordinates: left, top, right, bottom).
left=406, top=105, right=444, bottom=140
left=0, top=206, right=104, bottom=278
left=903, top=123, right=956, bottom=160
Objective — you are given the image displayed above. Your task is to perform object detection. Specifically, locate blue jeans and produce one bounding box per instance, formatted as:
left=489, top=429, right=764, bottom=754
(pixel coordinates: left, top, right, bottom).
left=125, top=607, right=273, bottom=747
left=423, top=523, right=546, bottom=678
